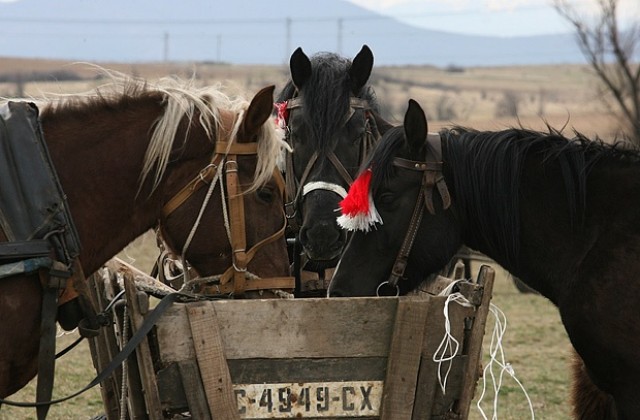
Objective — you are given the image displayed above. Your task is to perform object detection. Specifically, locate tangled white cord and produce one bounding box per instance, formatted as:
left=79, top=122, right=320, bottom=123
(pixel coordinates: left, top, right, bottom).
left=433, top=281, right=474, bottom=394
left=476, top=303, right=535, bottom=420
left=433, top=280, right=535, bottom=420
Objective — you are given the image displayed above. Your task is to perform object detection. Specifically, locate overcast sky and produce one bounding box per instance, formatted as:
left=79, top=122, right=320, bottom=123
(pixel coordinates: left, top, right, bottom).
left=345, top=0, right=639, bottom=37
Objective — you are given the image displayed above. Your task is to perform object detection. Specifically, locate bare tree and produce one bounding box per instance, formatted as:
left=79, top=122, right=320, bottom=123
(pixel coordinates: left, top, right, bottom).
left=495, top=90, right=521, bottom=118
left=554, top=0, right=640, bottom=144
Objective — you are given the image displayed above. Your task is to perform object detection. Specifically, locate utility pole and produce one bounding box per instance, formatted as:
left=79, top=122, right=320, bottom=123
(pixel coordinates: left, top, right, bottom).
left=217, top=34, right=222, bottom=63
left=337, top=18, right=343, bottom=55
left=285, top=17, right=292, bottom=63
left=163, top=32, right=169, bottom=62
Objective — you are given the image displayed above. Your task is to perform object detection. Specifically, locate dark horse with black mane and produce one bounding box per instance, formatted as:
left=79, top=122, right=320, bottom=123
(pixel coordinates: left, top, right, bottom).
left=276, top=45, right=389, bottom=293
left=329, top=99, right=640, bottom=419
left=0, top=73, right=291, bottom=404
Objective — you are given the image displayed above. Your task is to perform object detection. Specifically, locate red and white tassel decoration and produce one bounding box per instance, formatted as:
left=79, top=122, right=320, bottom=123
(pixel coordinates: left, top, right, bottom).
left=274, top=101, right=289, bottom=129
left=337, top=169, right=383, bottom=232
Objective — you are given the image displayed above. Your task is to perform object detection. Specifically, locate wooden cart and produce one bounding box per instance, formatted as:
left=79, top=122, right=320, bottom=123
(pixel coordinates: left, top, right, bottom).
left=87, top=259, right=494, bottom=420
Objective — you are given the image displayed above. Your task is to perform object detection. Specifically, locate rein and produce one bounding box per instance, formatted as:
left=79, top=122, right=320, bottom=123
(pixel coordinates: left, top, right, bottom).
left=379, top=133, right=452, bottom=296
left=159, top=111, right=293, bottom=297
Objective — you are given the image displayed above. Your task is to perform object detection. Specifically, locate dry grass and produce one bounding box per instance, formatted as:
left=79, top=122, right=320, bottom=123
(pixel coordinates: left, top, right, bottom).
left=0, top=57, right=624, bottom=141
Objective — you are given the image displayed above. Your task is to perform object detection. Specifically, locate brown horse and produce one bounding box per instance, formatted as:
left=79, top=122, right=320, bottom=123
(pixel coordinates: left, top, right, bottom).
left=0, top=74, right=291, bottom=398
left=329, top=99, right=640, bottom=419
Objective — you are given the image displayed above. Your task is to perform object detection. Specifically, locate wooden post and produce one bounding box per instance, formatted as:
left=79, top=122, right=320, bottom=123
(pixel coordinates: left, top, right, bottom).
left=124, top=273, right=164, bottom=419
left=86, top=270, right=122, bottom=420
left=455, top=265, right=495, bottom=418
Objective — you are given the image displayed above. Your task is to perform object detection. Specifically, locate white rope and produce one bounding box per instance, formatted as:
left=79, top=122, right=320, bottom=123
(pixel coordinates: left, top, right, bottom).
left=433, top=281, right=474, bottom=394
left=476, top=303, right=535, bottom=420
left=219, top=162, right=232, bottom=242
left=179, top=163, right=223, bottom=284
left=119, top=304, right=130, bottom=420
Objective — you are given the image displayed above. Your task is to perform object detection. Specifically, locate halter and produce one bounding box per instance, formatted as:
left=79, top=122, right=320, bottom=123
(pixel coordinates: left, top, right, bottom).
left=160, top=110, right=293, bottom=296
left=378, top=133, right=452, bottom=296
left=282, top=96, right=379, bottom=231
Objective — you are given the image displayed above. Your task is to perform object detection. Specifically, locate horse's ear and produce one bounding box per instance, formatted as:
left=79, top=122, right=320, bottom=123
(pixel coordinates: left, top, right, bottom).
left=403, top=99, right=428, bottom=154
left=290, top=47, right=312, bottom=91
left=239, top=85, right=275, bottom=143
left=349, top=45, right=374, bottom=95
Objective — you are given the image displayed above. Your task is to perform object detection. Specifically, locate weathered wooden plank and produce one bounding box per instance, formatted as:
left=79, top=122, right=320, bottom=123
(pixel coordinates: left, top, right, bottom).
left=179, top=360, right=213, bottom=420
left=124, top=274, right=164, bottom=419
left=157, top=363, right=188, bottom=412
left=155, top=297, right=399, bottom=364
left=227, top=357, right=387, bottom=383
left=430, top=354, right=467, bottom=416
left=87, top=270, right=121, bottom=420
left=187, top=301, right=239, bottom=420
left=380, top=297, right=431, bottom=420
left=454, top=265, right=495, bottom=419
left=410, top=298, right=449, bottom=420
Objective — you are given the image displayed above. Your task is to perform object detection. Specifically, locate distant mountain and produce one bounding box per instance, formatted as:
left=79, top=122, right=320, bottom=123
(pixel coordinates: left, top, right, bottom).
left=0, top=0, right=584, bottom=66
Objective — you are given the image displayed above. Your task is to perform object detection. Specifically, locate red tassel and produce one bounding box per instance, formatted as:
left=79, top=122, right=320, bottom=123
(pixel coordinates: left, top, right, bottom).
left=274, top=101, right=289, bottom=128
left=339, top=169, right=372, bottom=216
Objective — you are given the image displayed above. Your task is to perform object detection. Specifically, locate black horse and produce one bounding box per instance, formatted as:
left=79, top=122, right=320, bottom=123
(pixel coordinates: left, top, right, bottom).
left=329, top=99, right=640, bottom=419
left=276, top=45, right=389, bottom=293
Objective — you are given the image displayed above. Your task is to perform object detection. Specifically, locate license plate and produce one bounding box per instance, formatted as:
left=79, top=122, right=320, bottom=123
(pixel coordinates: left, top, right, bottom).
left=234, top=380, right=383, bottom=418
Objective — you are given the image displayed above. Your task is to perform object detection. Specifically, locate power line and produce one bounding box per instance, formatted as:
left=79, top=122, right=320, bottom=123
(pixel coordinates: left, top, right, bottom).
left=0, top=5, right=553, bottom=26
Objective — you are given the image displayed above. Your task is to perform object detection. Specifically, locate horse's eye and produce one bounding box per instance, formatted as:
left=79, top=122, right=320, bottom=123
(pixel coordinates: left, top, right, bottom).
left=376, top=192, right=396, bottom=209
left=256, top=187, right=274, bottom=203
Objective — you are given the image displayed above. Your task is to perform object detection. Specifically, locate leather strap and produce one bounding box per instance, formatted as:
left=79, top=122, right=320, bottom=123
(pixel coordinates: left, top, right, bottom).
left=224, top=158, right=248, bottom=295
left=388, top=189, right=425, bottom=288
left=215, top=141, right=258, bottom=155
left=283, top=95, right=376, bottom=235
left=387, top=133, right=451, bottom=287
left=205, top=276, right=295, bottom=295
left=36, top=261, right=69, bottom=420
left=162, top=154, right=224, bottom=218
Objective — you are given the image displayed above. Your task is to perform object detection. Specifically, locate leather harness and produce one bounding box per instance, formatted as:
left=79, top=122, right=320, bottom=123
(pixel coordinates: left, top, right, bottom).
left=381, top=133, right=452, bottom=295
left=283, top=96, right=378, bottom=231
left=159, top=111, right=293, bottom=296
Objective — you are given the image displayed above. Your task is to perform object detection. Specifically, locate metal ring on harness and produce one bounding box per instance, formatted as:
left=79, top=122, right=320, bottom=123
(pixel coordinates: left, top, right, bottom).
left=376, top=280, right=400, bottom=297
left=198, top=163, right=217, bottom=185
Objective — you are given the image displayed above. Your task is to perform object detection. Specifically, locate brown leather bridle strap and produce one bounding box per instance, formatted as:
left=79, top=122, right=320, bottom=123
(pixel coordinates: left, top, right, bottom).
left=284, top=150, right=318, bottom=222
left=224, top=157, right=248, bottom=294
left=283, top=95, right=376, bottom=232
left=386, top=133, right=451, bottom=289
left=327, top=151, right=354, bottom=185
left=160, top=111, right=294, bottom=295
left=388, top=188, right=426, bottom=288
left=162, top=154, right=224, bottom=218
left=215, top=141, right=258, bottom=155
left=211, top=211, right=290, bottom=292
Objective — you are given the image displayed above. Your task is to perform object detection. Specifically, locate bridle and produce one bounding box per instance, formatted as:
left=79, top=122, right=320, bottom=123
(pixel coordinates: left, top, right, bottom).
left=282, top=96, right=379, bottom=231
left=377, top=133, right=452, bottom=296
left=159, top=110, right=294, bottom=296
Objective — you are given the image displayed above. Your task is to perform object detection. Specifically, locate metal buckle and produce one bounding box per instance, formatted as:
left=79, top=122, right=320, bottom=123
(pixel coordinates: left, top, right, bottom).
left=376, top=280, right=400, bottom=297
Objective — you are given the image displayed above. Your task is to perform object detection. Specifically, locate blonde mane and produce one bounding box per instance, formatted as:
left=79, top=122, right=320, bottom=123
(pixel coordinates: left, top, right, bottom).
left=35, top=66, right=288, bottom=194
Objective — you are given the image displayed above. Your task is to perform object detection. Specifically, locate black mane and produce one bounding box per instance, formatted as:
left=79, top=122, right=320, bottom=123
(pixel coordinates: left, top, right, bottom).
left=277, top=52, right=379, bottom=155
left=367, top=125, right=640, bottom=267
